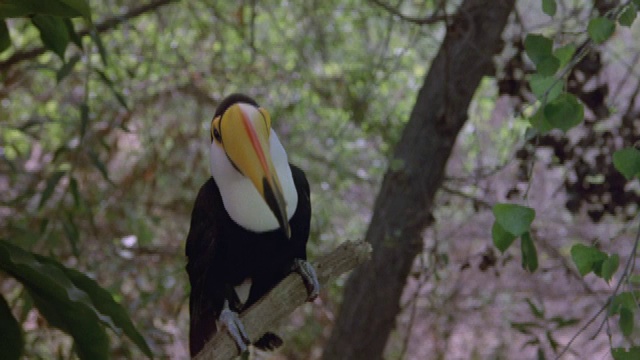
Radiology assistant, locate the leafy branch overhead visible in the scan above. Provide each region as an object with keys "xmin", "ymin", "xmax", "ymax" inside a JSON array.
[
  {"xmin": 491, "ymin": 203, "xmax": 537, "ymax": 272},
  {"xmin": 492, "ymin": 3, "xmax": 640, "ymax": 357},
  {"xmin": 0, "ymin": 240, "xmax": 152, "ymax": 359},
  {"xmin": 0, "ymin": 0, "xmax": 93, "ymax": 61},
  {"xmin": 524, "ymin": 0, "xmax": 640, "ymax": 135},
  {"xmin": 1, "ymin": 0, "xmax": 173, "ymax": 359}
]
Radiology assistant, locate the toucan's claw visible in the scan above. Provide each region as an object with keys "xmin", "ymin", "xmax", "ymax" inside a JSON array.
[
  {"xmin": 293, "ymin": 259, "xmax": 320, "ymax": 301},
  {"xmin": 219, "ymin": 307, "xmax": 251, "ymax": 353}
]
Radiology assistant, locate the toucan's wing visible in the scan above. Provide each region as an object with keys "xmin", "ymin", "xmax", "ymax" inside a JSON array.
[
  {"xmin": 289, "ymin": 164, "xmax": 312, "ymax": 259},
  {"xmin": 185, "ymin": 177, "xmax": 226, "ymax": 357}
]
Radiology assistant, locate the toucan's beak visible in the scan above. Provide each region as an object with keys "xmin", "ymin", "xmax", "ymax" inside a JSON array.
[{"xmin": 220, "ymin": 103, "xmax": 291, "ymax": 238}]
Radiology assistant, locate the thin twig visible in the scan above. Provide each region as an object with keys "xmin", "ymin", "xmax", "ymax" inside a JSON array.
[
  {"xmin": 554, "ymin": 214, "xmax": 640, "ymax": 359},
  {"xmin": 369, "ymin": 0, "xmax": 448, "ymax": 25}
]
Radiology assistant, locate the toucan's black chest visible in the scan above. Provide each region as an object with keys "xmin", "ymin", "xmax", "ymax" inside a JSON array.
[
  {"xmin": 216, "ymin": 208, "xmax": 307, "ymax": 299},
  {"xmin": 186, "ymin": 165, "xmax": 311, "ymax": 310}
]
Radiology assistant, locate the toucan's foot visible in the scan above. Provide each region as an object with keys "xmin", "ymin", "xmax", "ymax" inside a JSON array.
[
  {"xmin": 292, "ymin": 259, "xmax": 320, "ymax": 301},
  {"xmin": 219, "ymin": 307, "xmax": 251, "ymax": 353}
]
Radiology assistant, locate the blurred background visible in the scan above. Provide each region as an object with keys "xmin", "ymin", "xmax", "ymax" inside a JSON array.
[{"xmin": 1, "ymin": 0, "xmax": 639, "ymax": 359}]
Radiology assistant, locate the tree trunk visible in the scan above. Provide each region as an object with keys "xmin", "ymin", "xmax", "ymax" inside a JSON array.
[{"xmin": 322, "ymin": 1, "xmax": 515, "ymax": 359}]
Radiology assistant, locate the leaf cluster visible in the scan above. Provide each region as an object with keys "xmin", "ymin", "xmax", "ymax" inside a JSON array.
[{"xmin": 0, "ymin": 240, "xmax": 152, "ymax": 359}]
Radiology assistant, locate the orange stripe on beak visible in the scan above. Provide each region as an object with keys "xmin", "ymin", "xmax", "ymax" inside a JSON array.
[{"xmin": 240, "ymin": 109, "xmax": 271, "ymax": 179}]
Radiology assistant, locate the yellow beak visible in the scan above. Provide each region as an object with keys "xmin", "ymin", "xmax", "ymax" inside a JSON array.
[{"xmin": 220, "ymin": 103, "xmax": 291, "ymax": 238}]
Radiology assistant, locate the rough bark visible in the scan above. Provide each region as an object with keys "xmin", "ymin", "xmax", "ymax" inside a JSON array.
[
  {"xmin": 193, "ymin": 241, "xmax": 371, "ymax": 360},
  {"xmin": 322, "ymin": 1, "xmax": 515, "ymax": 359}
]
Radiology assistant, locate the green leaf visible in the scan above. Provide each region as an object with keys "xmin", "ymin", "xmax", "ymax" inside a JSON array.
[
  {"xmin": 87, "ymin": 150, "xmax": 113, "ymax": 184},
  {"xmin": 79, "ymin": 103, "xmax": 89, "ymax": 137},
  {"xmin": 629, "ymin": 274, "xmax": 640, "ymax": 285},
  {"xmin": 70, "ymin": 176, "xmax": 82, "ymax": 208},
  {"xmin": 536, "ymin": 56, "xmax": 560, "ymax": 76},
  {"xmin": 521, "ymin": 232, "xmax": 538, "ymax": 272},
  {"xmin": 38, "ymin": 170, "xmax": 66, "ymax": 209},
  {"xmin": 0, "ymin": 0, "xmax": 91, "ymax": 20},
  {"xmin": 545, "ymin": 330, "xmax": 559, "ymax": 352},
  {"xmin": 601, "ymin": 253, "xmax": 619, "ymax": 283},
  {"xmin": 543, "ymin": 93, "xmax": 584, "ymax": 132},
  {"xmin": 0, "ymin": 240, "xmax": 152, "ymax": 359},
  {"xmin": 0, "ymin": 2, "xmax": 30, "ymax": 18},
  {"xmin": 0, "ymin": 240, "xmax": 108, "ymax": 359},
  {"xmin": 492, "ymin": 222, "xmax": 517, "ymax": 252},
  {"xmin": 635, "ymin": 0, "xmax": 640, "ymax": 8},
  {"xmin": 525, "ymin": 34, "xmax": 554, "ymax": 65},
  {"xmin": 31, "ymin": 14, "xmax": 69, "ymax": 60},
  {"xmin": 525, "ymin": 298, "xmax": 544, "ymax": 318},
  {"xmin": 54, "ymin": 0, "xmax": 91, "ymax": 20},
  {"xmin": 610, "ymin": 292, "xmax": 640, "ymax": 315},
  {"xmin": 90, "ymin": 28, "xmax": 108, "ymax": 66},
  {"xmin": 28, "ymin": 289, "xmax": 109, "ymax": 360},
  {"xmin": 619, "ymin": 5, "xmax": 637, "ymax": 27},
  {"xmin": 492, "ymin": 203, "xmax": 536, "ymax": 237},
  {"xmin": 529, "ymin": 108, "xmax": 554, "ymax": 134},
  {"xmin": 529, "ymin": 74, "xmax": 563, "ymax": 101},
  {"xmin": 612, "ymin": 346, "xmax": 640, "ymax": 360},
  {"xmin": 554, "ymin": 44, "xmax": 576, "ymax": 68},
  {"xmin": 0, "ymin": 295, "xmax": 23, "ymax": 360},
  {"xmin": 542, "ymin": 0, "xmax": 557, "ymax": 17},
  {"xmin": 613, "ymin": 147, "xmax": 640, "ymax": 180},
  {"xmin": 0, "ymin": 20, "xmax": 10, "ymax": 53},
  {"xmin": 58, "ymin": 263, "xmax": 153, "ymax": 357},
  {"xmin": 95, "ymin": 70, "xmax": 128, "ymax": 110},
  {"xmin": 570, "ymin": 244, "xmax": 607, "ymax": 276},
  {"xmin": 64, "ymin": 18, "xmax": 83, "ymax": 48},
  {"xmin": 549, "ymin": 316, "xmax": 580, "ymax": 328},
  {"xmin": 588, "ymin": 17, "xmax": 616, "ymax": 44},
  {"xmin": 524, "ymin": 34, "xmax": 559, "ymax": 75},
  {"xmin": 61, "ymin": 214, "xmax": 80, "ymax": 257},
  {"xmin": 619, "ymin": 306, "xmax": 634, "ymax": 336},
  {"xmin": 56, "ymin": 53, "xmax": 81, "ymax": 83},
  {"xmin": 511, "ymin": 321, "xmax": 542, "ymax": 334}
]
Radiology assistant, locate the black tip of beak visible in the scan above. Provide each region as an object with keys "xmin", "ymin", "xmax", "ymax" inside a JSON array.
[{"xmin": 262, "ymin": 177, "xmax": 291, "ymax": 239}]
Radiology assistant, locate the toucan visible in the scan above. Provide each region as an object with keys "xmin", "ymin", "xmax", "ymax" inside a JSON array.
[{"xmin": 185, "ymin": 94, "xmax": 319, "ymax": 357}]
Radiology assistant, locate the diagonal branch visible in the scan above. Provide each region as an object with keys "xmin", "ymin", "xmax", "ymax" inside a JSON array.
[
  {"xmin": 369, "ymin": 0, "xmax": 448, "ymax": 25},
  {"xmin": 193, "ymin": 241, "xmax": 372, "ymax": 360},
  {"xmin": 0, "ymin": 0, "xmax": 177, "ymax": 72}
]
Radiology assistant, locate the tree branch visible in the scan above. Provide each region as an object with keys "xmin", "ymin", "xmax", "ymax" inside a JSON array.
[
  {"xmin": 0, "ymin": 0, "xmax": 177, "ymax": 72},
  {"xmin": 193, "ymin": 241, "xmax": 372, "ymax": 360},
  {"xmin": 369, "ymin": 0, "xmax": 448, "ymax": 25}
]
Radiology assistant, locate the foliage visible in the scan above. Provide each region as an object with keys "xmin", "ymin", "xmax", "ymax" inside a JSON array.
[
  {"xmin": 0, "ymin": 0, "xmax": 150, "ymax": 358},
  {"xmin": 488, "ymin": 0, "xmax": 640, "ymax": 357},
  {"xmin": 613, "ymin": 148, "xmax": 640, "ymax": 180},
  {"xmin": 0, "ymin": 240, "xmax": 152, "ymax": 359},
  {"xmin": 492, "ymin": 203, "xmax": 537, "ymax": 272},
  {"xmin": 1, "ymin": 0, "xmax": 640, "ymax": 358}
]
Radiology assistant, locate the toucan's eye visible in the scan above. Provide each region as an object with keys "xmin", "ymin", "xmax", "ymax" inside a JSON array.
[{"xmin": 211, "ymin": 116, "xmax": 222, "ymax": 143}]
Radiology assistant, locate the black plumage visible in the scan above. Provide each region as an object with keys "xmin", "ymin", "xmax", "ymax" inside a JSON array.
[{"xmin": 185, "ymin": 157, "xmax": 311, "ymax": 356}]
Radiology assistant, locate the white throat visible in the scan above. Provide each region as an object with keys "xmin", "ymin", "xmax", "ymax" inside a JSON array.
[{"xmin": 209, "ymin": 130, "xmax": 298, "ymax": 233}]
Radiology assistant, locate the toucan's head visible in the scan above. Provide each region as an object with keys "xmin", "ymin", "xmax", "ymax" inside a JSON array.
[{"xmin": 209, "ymin": 94, "xmax": 292, "ymax": 238}]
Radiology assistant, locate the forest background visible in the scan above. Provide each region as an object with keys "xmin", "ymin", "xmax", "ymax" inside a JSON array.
[{"xmin": 1, "ymin": 0, "xmax": 640, "ymax": 359}]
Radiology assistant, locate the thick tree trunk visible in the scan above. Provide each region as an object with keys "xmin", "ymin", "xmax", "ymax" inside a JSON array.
[{"xmin": 322, "ymin": 1, "xmax": 515, "ymax": 359}]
